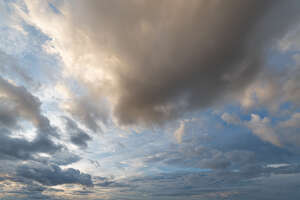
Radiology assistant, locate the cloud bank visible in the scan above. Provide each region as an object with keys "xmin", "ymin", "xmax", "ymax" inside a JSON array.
[{"xmin": 24, "ymin": 0, "xmax": 300, "ymax": 126}]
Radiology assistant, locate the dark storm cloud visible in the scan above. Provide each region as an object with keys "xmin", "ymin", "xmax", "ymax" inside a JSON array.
[
  {"xmin": 16, "ymin": 162, "xmax": 93, "ymax": 186},
  {"xmin": 64, "ymin": 117, "xmax": 91, "ymax": 148},
  {"xmin": 69, "ymin": 0, "xmax": 300, "ymax": 125}
]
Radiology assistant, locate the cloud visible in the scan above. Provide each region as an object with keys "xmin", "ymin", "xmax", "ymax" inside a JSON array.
[
  {"xmin": 279, "ymin": 24, "xmax": 300, "ymax": 52},
  {"xmin": 144, "ymin": 143, "xmax": 256, "ymax": 171},
  {"xmin": 0, "ymin": 76, "xmax": 61, "ymax": 160},
  {"xmin": 174, "ymin": 121, "xmax": 185, "ymax": 144},
  {"xmin": 201, "ymin": 150, "xmax": 255, "ymax": 170},
  {"xmin": 243, "ymin": 113, "xmax": 281, "ymax": 146},
  {"xmin": 221, "ymin": 113, "xmax": 241, "ymax": 125},
  {"xmin": 0, "ymin": 128, "xmax": 59, "ymax": 160},
  {"xmin": 0, "ymin": 99, "xmax": 19, "ymax": 129},
  {"xmin": 62, "ymin": 95, "xmax": 109, "ymax": 133},
  {"xmin": 0, "ymin": 178, "xmax": 65, "ymax": 200},
  {"xmin": 0, "ymin": 50, "xmax": 32, "ymax": 84},
  {"xmin": 220, "ymin": 112, "xmax": 300, "ymax": 148},
  {"xmin": 239, "ymin": 62, "xmax": 300, "ymax": 111},
  {"xmin": 64, "ymin": 117, "xmax": 91, "ymax": 148},
  {"xmin": 0, "ymin": 76, "xmax": 57, "ymax": 136},
  {"xmin": 20, "ymin": 0, "xmax": 300, "ymax": 126},
  {"xmin": 37, "ymin": 150, "xmax": 81, "ymax": 166},
  {"xmin": 55, "ymin": 83, "xmax": 109, "ymax": 132},
  {"xmin": 279, "ymin": 113, "xmax": 300, "ymax": 128},
  {"xmin": 1, "ymin": 1, "xmax": 300, "ymax": 199},
  {"xmin": 16, "ymin": 162, "xmax": 93, "ymax": 186},
  {"xmin": 107, "ymin": 166, "xmax": 300, "ymax": 200}
]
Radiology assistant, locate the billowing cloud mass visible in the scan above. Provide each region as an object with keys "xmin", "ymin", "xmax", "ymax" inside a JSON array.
[
  {"xmin": 16, "ymin": 162, "xmax": 93, "ymax": 186},
  {"xmin": 1, "ymin": 0, "xmax": 300, "ymax": 199},
  {"xmin": 25, "ymin": 0, "xmax": 299, "ymax": 126},
  {"xmin": 0, "ymin": 76, "xmax": 60, "ymax": 160},
  {"xmin": 0, "ymin": 53, "xmax": 92, "ymax": 190}
]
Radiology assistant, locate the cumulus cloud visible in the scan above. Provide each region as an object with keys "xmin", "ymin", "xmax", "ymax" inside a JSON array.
[
  {"xmin": 1, "ymin": 1, "xmax": 300, "ymax": 199},
  {"xmin": 0, "ymin": 128, "xmax": 60, "ymax": 161},
  {"xmin": 16, "ymin": 162, "xmax": 93, "ymax": 186},
  {"xmin": 220, "ymin": 112, "xmax": 300, "ymax": 148},
  {"xmin": 239, "ymin": 62, "xmax": 300, "ymax": 111},
  {"xmin": 220, "ymin": 112, "xmax": 281, "ymax": 147},
  {"xmin": 245, "ymin": 114, "xmax": 281, "ymax": 146},
  {"xmin": 20, "ymin": 0, "xmax": 300, "ymax": 126}
]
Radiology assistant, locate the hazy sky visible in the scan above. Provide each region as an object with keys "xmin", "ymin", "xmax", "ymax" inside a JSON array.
[{"xmin": 1, "ymin": 0, "xmax": 300, "ymax": 199}]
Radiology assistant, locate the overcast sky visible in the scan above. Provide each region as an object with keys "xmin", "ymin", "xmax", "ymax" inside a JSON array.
[{"xmin": 1, "ymin": 0, "xmax": 300, "ymax": 199}]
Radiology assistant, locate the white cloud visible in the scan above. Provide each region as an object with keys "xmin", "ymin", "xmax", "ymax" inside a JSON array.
[
  {"xmin": 174, "ymin": 121, "xmax": 185, "ymax": 144},
  {"xmin": 279, "ymin": 113, "xmax": 300, "ymax": 128},
  {"xmin": 221, "ymin": 113, "xmax": 241, "ymax": 125},
  {"xmin": 245, "ymin": 114, "xmax": 281, "ymax": 146},
  {"xmin": 220, "ymin": 112, "xmax": 284, "ymax": 147}
]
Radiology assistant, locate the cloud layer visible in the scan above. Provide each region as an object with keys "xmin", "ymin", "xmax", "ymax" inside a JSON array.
[
  {"xmin": 1, "ymin": 1, "xmax": 300, "ymax": 199},
  {"xmin": 50, "ymin": 0, "xmax": 299, "ymax": 126}
]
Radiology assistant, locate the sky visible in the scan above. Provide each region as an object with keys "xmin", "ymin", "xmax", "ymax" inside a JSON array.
[{"xmin": 0, "ymin": 0, "xmax": 300, "ymax": 199}]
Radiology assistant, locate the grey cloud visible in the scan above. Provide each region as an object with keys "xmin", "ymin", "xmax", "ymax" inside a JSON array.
[
  {"xmin": 64, "ymin": 117, "xmax": 92, "ymax": 148},
  {"xmin": 104, "ymin": 169, "xmax": 300, "ymax": 200},
  {"xmin": 220, "ymin": 111, "xmax": 300, "ymax": 149},
  {"xmin": 200, "ymin": 150, "xmax": 255, "ymax": 170},
  {"xmin": 0, "ymin": 99, "xmax": 19, "ymax": 129},
  {"xmin": 94, "ymin": 176, "xmax": 120, "ymax": 187},
  {"xmin": 49, "ymin": 151, "xmax": 81, "ymax": 166},
  {"xmin": 0, "ymin": 76, "xmax": 62, "ymax": 161},
  {"xmin": 3, "ymin": 184, "xmax": 63, "ymax": 200},
  {"xmin": 72, "ymin": 189, "xmax": 94, "ymax": 195},
  {"xmin": 0, "ymin": 128, "xmax": 59, "ymax": 160},
  {"xmin": 89, "ymin": 159, "xmax": 101, "ymax": 168},
  {"xmin": 0, "ymin": 76, "xmax": 41, "ymax": 124},
  {"xmin": 0, "ymin": 74, "xmax": 89, "ymax": 197},
  {"xmin": 16, "ymin": 162, "xmax": 93, "ymax": 186},
  {"xmin": 36, "ymin": 150, "xmax": 81, "ymax": 166},
  {"xmin": 65, "ymin": 96, "xmax": 109, "ymax": 133},
  {"xmin": 66, "ymin": 0, "xmax": 300, "ymax": 126},
  {"xmin": 0, "ymin": 76, "xmax": 57, "ymax": 137},
  {"xmin": 240, "ymin": 61, "xmax": 300, "ymax": 111},
  {"xmin": 144, "ymin": 144, "xmax": 255, "ymax": 171},
  {"xmin": 117, "ymin": 164, "xmax": 300, "ymax": 199}
]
